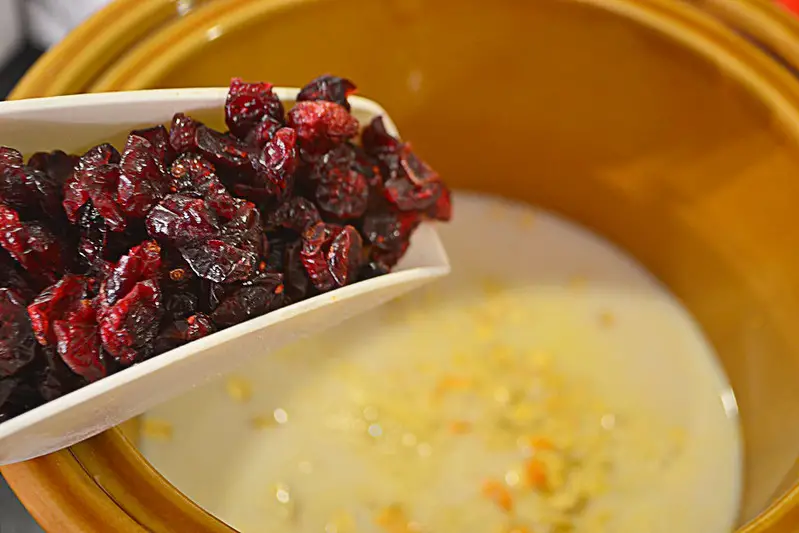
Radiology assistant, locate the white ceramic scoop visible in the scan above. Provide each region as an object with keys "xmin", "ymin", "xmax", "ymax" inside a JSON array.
[{"xmin": 0, "ymin": 89, "xmax": 450, "ymax": 465}]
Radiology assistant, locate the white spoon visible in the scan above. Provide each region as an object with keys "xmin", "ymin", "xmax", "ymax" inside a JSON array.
[{"xmin": 0, "ymin": 88, "xmax": 450, "ymax": 465}]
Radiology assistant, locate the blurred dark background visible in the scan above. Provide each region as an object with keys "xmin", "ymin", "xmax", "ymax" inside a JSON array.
[
  {"xmin": 0, "ymin": 44, "xmax": 46, "ymax": 533},
  {"xmin": 0, "ymin": 4, "xmax": 45, "ymax": 531},
  {"xmin": 0, "ymin": 44, "xmax": 44, "ymax": 100}
]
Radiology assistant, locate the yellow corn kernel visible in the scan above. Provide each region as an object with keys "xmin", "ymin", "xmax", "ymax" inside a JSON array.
[
  {"xmin": 141, "ymin": 418, "xmax": 173, "ymax": 441},
  {"xmin": 225, "ymin": 376, "xmax": 252, "ymax": 403}
]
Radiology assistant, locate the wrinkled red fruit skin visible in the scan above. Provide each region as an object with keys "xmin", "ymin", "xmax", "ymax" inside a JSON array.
[
  {"xmin": 130, "ymin": 125, "xmax": 173, "ymax": 172},
  {"xmin": 37, "ymin": 347, "xmax": 88, "ymax": 401},
  {"xmin": 297, "ymin": 75, "xmax": 357, "ymax": 111},
  {"xmin": 27, "ymin": 275, "xmax": 88, "ymax": 346},
  {"xmin": 244, "ymin": 117, "xmax": 283, "ymax": 150},
  {"xmin": 315, "ymin": 166, "xmax": 369, "ymax": 220},
  {"xmin": 239, "ymin": 127, "xmax": 298, "ymax": 201},
  {"xmin": 77, "ymin": 201, "xmax": 108, "ymax": 268},
  {"xmin": 287, "ymin": 101, "xmax": 359, "ymax": 156},
  {"xmin": 362, "ymin": 208, "xmax": 420, "ymax": 268},
  {"xmin": 0, "ymin": 164, "xmax": 64, "ymax": 221},
  {"xmin": 0, "ymin": 147, "xmax": 24, "ymax": 169},
  {"xmin": 225, "ymin": 78, "xmax": 285, "ymax": 139},
  {"xmin": 383, "ymin": 149, "xmax": 444, "ymax": 212},
  {"xmin": 100, "ymin": 279, "xmax": 163, "ymax": 364},
  {"xmin": 117, "ymin": 134, "xmax": 171, "ymax": 218},
  {"xmin": 300, "ymin": 222, "xmax": 362, "ymax": 292},
  {"xmin": 362, "ymin": 117, "xmax": 452, "ymax": 221},
  {"xmin": 0, "ymin": 76, "xmax": 452, "ymax": 424},
  {"xmin": 181, "ymin": 239, "xmax": 258, "ymax": 284},
  {"xmin": 146, "ymin": 194, "xmax": 220, "ymax": 248},
  {"xmin": 283, "ymin": 241, "xmax": 311, "ymax": 303},
  {"xmin": 0, "ymin": 205, "xmax": 65, "ymax": 284},
  {"xmin": 63, "ymin": 145, "xmax": 127, "ymax": 231},
  {"xmin": 155, "ymin": 313, "xmax": 215, "ymax": 354},
  {"xmin": 328, "ymin": 226, "xmax": 363, "ymax": 286},
  {"xmin": 170, "ymin": 153, "xmax": 224, "ymax": 196},
  {"xmin": 53, "ymin": 299, "xmax": 105, "ymax": 382},
  {"xmin": 27, "ymin": 150, "xmax": 80, "ymax": 185},
  {"xmin": 0, "ymin": 289, "xmax": 37, "ymax": 377},
  {"xmin": 169, "ymin": 113, "xmax": 201, "ymax": 153},
  {"xmin": 98, "ymin": 240, "xmax": 162, "ymax": 314},
  {"xmin": 211, "ymin": 273, "xmax": 285, "ymax": 328},
  {"xmin": 196, "ymin": 126, "xmax": 252, "ymax": 170},
  {"xmin": 267, "ymin": 196, "xmax": 321, "ymax": 234}
]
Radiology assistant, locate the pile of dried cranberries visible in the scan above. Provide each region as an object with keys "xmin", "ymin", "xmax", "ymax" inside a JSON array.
[{"xmin": 0, "ymin": 76, "xmax": 451, "ymax": 423}]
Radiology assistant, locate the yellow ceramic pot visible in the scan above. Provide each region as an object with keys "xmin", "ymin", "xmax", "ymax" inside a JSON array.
[{"xmin": 8, "ymin": 0, "xmax": 799, "ymax": 532}]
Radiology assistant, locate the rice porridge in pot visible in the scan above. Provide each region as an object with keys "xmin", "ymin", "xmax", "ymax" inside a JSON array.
[{"xmin": 139, "ymin": 192, "xmax": 742, "ymax": 533}]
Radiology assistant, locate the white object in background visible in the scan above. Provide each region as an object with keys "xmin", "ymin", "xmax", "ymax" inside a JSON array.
[
  {"xmin": 0, "ymin": 88, "xmax": 451, "ymax": 465},
  {"xmin": 0, "ymin": 0, "xmax": 21, "ymax": 68},
  {"xmin": 26, "ymin": 0, "xmax": 113, "ymax": 49}
]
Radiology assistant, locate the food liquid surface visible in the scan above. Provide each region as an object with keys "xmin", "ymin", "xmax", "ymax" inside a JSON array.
[{"xmin": 140, "ymin": 192, "xmax": 742, "ymax": 533}]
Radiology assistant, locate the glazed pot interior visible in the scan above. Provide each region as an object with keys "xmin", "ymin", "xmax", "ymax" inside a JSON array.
[{"xmin": 9, "ymin": 0, "xmax": 799, "ymax": 531}]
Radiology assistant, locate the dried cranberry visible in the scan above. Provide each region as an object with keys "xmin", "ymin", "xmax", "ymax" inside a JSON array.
[
  {"xmin": 221, "ymin": 200, "xmax": 266, "ymax": 256},
  {"xmin": 283, "ymin": 241, "xmax": 311, "ymax": 302},
  {"xmin": 211, "ymin": 273, "xmax": 285, "ymax": 328},
  {"xmin": 155, "ymin": 313, "xmax": 215, "ymax": 354},
  {"xmin": 37, "ymin": 347, "xmax": 87, "ymax": 401},
  {"xmin": 353, "ymin": 144, "xmax": 382, "ymax": 189},
  {"xmin": 99, "ymin": 278, "xmax": 162, "ymax": 364},
  {"xmin": 64, "ymin": 148, "xmax": 126, "ymax": 231},
  {"xmin": 0, "ymin": 147, "xmax": 23, "ymax": 169},
  {"xmin": 358, "ymin": 261, "xmax": 390, "ymax": 281},
  {"xmin": 315, "ymin": 167, "xmax": 369, "ymax": 220},
  {"xmin": 0, "ymin": 165, "xmax": 63, "ymax": 221},
  {"xmin": 77, "ymin": 202, "xmax": 108, "ymax": 269},
  {"xmin": 53, "ymin": 299, "xmax": 105, "ymax": 382},
  {"xmin": 0, "ymin": 249, "xmax": 32, "ymax": 299},
  {"xmin": 199, "ymin": 280, "xmax": 228, "ymax": 313},
  {"xmin": 287, "ymin": 101, "xmax": 359, "ymax": 157},
  {"xmin": 79, "ymin": 144, "xmax": 121, "ymax": 168},
  {"xmin": 0, "ymin": 289, "xmax": 37, "ymax": 377},
  {"xmin": 196, "ymin": 126, "xmax": 253, "ymax": 171},
  {"xmin": 117, "ymin": 134, "xmax": 171, "ymax": 218},
  {"xmin": 28, "ymin": 275, "xmax": 89, "ymax": 346},
  {"xmin": 165, "ymin": 292, "xmax": 199, "ymax": 320},
  {"xmin": 244, "ymin": 117, "xmax": 283, "ymax": 150},
  {"xmin": 225, "ymin": 78, "xmax": 285, "ymax": 139},
  {"xmin": 300, "ymin": 222, "xmax": 361, "ymax": 292},
  {"xmin": 238, "ymin": 127, "xmax": 298, "ymax": 202},
  {"xmin": 297, "ymin": 75, "xmax": 357, "ymax": 111},
  {"xmin": 130, "ymin": 125, "xmax": 173, "ymax": 171},
  {"xmin": 28, "ymin": 151, "xmax": 80, "ymax": 185},
  {"xmin": 328, "ymin": 226, "xmax": 362, "ymax": 287},
  {"xmin": 425, "ymin": 185, "xmax": 452, "ymax": 222},
  {"xmin": 0, "ymin": 205, "xmax": 65, "ymax": 284},
  {"xmin": 169, "ymin": 113, "xmax": 201, "ymax": 153},
  {"xmin": 205, "ymin": 190, "xmax": 244, "ymax": 220},
  {"xmin": 383, "ymin": 149, "xmax": 444, "ymax": 212},
  {"xmin": 169, "ymin": 153, "xmax": 225, "ymax": 196},
  {"xmin": 98, "ymin": 240, "xmax": 162, "ymax": 313},
  {"xmin": 362, "ymin": 116, "xmax": 402, "ymax": 178},
  {"xmin": 181, "ymin": 239, "xmax": 258, "ymax": 284},
  {"xmin": 146, "ymin": 194, "xmax": 219, "ymax": 247},
  {"xmin": 0, "ymin": 75, "xmax": 453, "ymax": 423},
  {"xmin": 267, "ymin": 196, "xmax": 321, "ymax": 234},
  {"xmin": 362, "ymin": 208, "xmax": 420, "ymax": 257}
]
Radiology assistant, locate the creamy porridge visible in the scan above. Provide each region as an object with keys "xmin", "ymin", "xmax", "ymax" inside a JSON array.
[{"xmin": 139, "ymin": 193, "xmax": 742, "ymax": 533}]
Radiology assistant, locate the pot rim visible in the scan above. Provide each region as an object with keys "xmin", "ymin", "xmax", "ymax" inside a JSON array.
[{"xmin": 7, "ymin": 0, "xmax": 799, "ymax": 532}]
